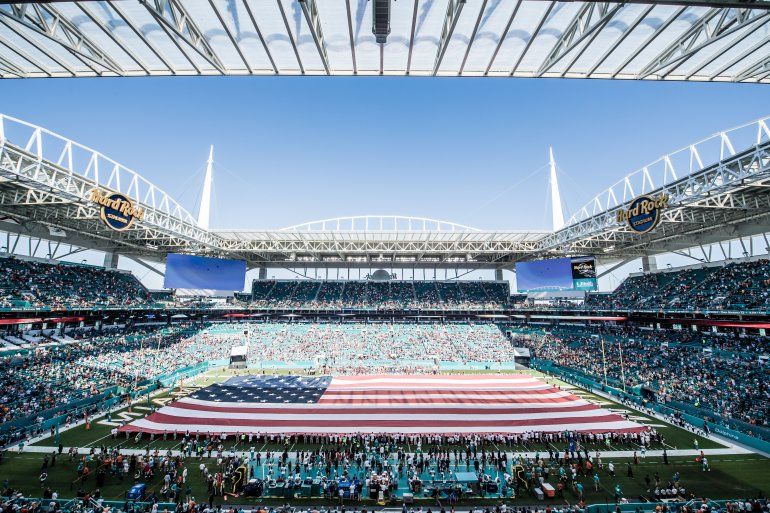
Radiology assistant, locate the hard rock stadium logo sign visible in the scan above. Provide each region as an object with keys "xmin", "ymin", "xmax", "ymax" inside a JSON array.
[
  {"xmin": 89, "ymin": 189, "xmax": 145, "ymax": 231},
  {"xmin": 616, "ymin": 193, "xmax": 669, "ymax": 234}
]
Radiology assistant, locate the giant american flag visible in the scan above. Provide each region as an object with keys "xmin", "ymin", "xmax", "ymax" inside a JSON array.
[{"xmin": 121, "ymin": 374, "xmax": 645, "ymax": 435}]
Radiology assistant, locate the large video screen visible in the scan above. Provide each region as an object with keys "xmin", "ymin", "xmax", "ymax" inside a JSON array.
[
  {"xmin": 570, "ymin": 256, "xmax": 598, "ymax": 291},
  {"xmin": 516, "ymin": 257, "xmax": 573, "ymax": 292},
  {"xmin": 164, "ymin": 254, "xmax": 246, "ymax": 292},
  {"xmin": 516, "ymin": 256, "xmax": 597, "ymax": 292}
]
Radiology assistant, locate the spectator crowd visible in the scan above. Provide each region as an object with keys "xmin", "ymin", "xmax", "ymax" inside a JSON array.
[
  {"xmin": 0, "ymin": 322, "xmax": 514, "ymax": 428},
  {"xmin": 582, "ymin": 260, "xmax": 770, "ymax": 312},
  {"xmin": 249, "ymin": 280, "xmax": 509, "ymax": 311},
  {"xmin": 0, "ymin": 258, "xmax": 153, "ymax": 310},
  {"xmin": 517, "ymin": 326, "xmax": 769, "ymax": 431}
]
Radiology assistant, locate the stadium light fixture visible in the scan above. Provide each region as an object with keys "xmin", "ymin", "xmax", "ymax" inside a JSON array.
[{"xmin": 372, "ymin": 0, "xmax": 391, "ymax": 43}]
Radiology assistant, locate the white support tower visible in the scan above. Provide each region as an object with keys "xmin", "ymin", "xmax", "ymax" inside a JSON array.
[
  {"xmin": 549, "ymin": 147, "xmax": 565, "ymax": 232},
  {"xmin": 198, "ymin": 145, "xmax": 214, "ymax": 230}
]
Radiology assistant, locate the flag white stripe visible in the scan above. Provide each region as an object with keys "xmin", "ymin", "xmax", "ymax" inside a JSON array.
[
  {"xmin": 320, "ymin": 392, "xmax": 573, "ymax": 400},
  {"xmin": 331, "ymin": 375, "xmax": 538, "ymax": 382},
  {"xmin": 329, "ymin": 378, "xmax": 542, "ymax": 387},
  {"xmin": 155, "ymin": 406, "xmax": 612, "ymax": 422},
  {"xmin": 326, "ymin": 384, "xmax": 554, "ymax": 391},
  {"xmin": 177, "ymin": 397, "xmax": 591, "ymax": 409}
]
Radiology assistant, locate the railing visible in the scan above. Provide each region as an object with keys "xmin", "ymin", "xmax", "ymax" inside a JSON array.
[
  {"xmin": 532, "ymin": 358, "xmax": 770, "ymax": 453},
  {"xmin": 659, "ymin": 401, "xmax": 770, "ymax": 444},
  {"xmin": 0, "ymin": 386, "xmax": 120, "ymax": 436},
  {"xmin": 5, "ymin": 498, "xmax": 176, "ymax": 513},
  {"xmin": 0, "ymin": 361, "xmax": 210, "ymax": 448},
  {"xmin": 586, "ymin": 499, "xmax": 736, "ymax": 513}
]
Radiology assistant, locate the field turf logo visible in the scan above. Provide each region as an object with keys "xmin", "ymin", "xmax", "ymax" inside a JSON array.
[
  {"xmin": 617, "ymin": 194, "xmax": 669, "ymax": 234},
  {"xmin": 90, "ymin": 189, "xmax": 145, "ymax": 231}
]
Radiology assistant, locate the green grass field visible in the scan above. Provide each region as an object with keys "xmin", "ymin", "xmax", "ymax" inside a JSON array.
[
  {"xmin": 8, "ymin": 367, "xmax": 765, "ymax": 507},
  {"xmin": 3, "ymin": 452, "xmax": 767, "ymax": 507}
]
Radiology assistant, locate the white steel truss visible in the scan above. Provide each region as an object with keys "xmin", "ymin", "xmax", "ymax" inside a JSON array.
[
  {"xmin": 0, "ymin": 0, "xmax": 769, "ymax": 82},
  {"xmin": 278, "ymin": 216, "xmax": 482, "ymax": 232},
  {"xmin": 542, "ymin": 117, "xmax": 770, "ymax": 257},
  {"xmin": 566, "ymin": 116, "xmax": 770, "ymax": 224},
  {"xmin": 0, "ymin": 114, "xmax": 217, "ymax": 256},
  {"xmin": 1, "ymin": 113, "xmax": 770, "ymax": 268}
]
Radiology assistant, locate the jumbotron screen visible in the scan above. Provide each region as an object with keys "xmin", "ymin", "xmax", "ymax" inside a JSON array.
[
  {"xmin": 164, "ymin": 253, "xmax": 247, "ymax": 293},
  {"xmin": 515, "ymin": 256, "xmax": 597, "ymax": 292}
]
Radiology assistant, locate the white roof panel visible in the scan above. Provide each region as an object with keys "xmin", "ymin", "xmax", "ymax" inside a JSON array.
[{"xmin": 0, "ymin": 0, "xmax": 767, "ymax": 81}]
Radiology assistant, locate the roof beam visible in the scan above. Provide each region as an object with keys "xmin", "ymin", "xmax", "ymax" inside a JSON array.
[
  {"xmin": 275, "ymin": 0, "xmax": 303, "ymax": 74},
  {"xmin": 123, "ymin": 254, "xmax": 165, "ymax": 277},
  {"xmin": 586, "ymin": 4, "xmax": 656, "ymax": 76},
  {"xmin": 537, "ymin": 2, "xmax": 622, "ymax": 77},
  {"xmin": 511, "ymin": 2, "xmax": 555, "ymax": 75},
  {"xmin": 597, "ymin": 257, "xmax": 636, "ymax": 278},
  {"xmin": 3, "ymin": 0, "xmax": 770, "ymax": 7},
  {"xmin": 298, "ymin": 0, "xmax": 331, "ymax": 74},
  {"xmin": 75, "ymin": 2, "xmax": 151, "ymax": 74},
  {"xmin": 638, "ymin": 8, "xmax": 769, "ymax": 79},
  {"xmin": 240, "ymin": 0, "xmax": 277, "ymax": 74},
  {"xmin": 684, "ymin": 15, "xmax": 770, "ymax": 78},
  {"xmin": 206, "ymin": 0, "xmax": 252, "ymax": 73},
  {"xmin": 611, "ymin": 5, "xmax": 687, "ymax": 77},
  {"xmin": 344, "ymin": 0, "xmax": 357, "ymax": 74},
  {"xmin": 139, "ymin": 0, "xmax": 226, "ymax": 74},
  {"xmin": 732, "ymin": 51, "xmax": 770, "ymax": 80},
  {"xmin": 0, "ymin": 51, "xmax": 25, "ymax": 77},
  {"xmin": 0, "ymin": 3, "xmax": 123, "ymax": 75},
  {"xmin": 458, "ymin": 0, "xmax": 488, "ymax": 75},
  {"xmin": 756, "ymin": 65, "xmax": 770, "ymax": 80},
  {"xmin": 489, "ymin": 0, "xmax": 770, "ymax": 8},
  {"xmin": 107, "ymin": 0, "xmax": 175, "ymax": 74},
  {"xmin": 706, "ymin": 33, "xmax": 770, "ymax": 78},
  {"xmin": 484, "ymin": 0, "xmax": 523, "ymax": 75},
  {"xmin": 406, "ymin": 0, "xmax": 418, "ymax": 74},
  {"xmin": 0, "ymin": 32, "xmax": 50, "ymax": 76},
  {"xmin": 433, "ymin": 0, "xmax": 466, "ymax": 76},
  {"xmin": 0, "ymin": 12, "xmax": 77, "ymax": 75}
]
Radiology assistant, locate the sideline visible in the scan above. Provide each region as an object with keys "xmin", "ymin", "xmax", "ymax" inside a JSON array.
[
  {"xmin": 567, "ymin": 378, "xmax": 769, "ymax": 458},
  {"xmin": 10, "ymin": 445, "xmax": 753, "ymax": 458}
]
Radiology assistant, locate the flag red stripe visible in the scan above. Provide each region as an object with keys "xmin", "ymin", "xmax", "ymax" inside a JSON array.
[
  {"xmin": 321, "ymin": 388, "xmax": 562, "ymax": 396},
  {"xmin": 139, "ymin": 412, "xmax": 630, "ymax": 428},
  {"xmin": 121, "ymin": 425, "xmax": 645, "ymax": 435},
  {"xmin": 317, "ymin": 396, "xmax": 578, "ymax": 405}
]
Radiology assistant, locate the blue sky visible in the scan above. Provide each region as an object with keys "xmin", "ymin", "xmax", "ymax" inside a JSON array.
[{"xmin": 2, "ymin": 76, "xmax": 769, "ymax": 288}]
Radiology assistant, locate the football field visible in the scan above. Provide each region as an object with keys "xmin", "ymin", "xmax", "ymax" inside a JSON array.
[{"xmin": 4, "ymin": 368, "xmax": 766, "ymax": 507}]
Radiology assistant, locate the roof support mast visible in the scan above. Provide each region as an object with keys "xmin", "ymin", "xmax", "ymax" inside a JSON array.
[
  {"xmin": 198, "ymin": 145, "xmax": 213, "ymax": 230},
  {"xmin": 549, "ymin": 147, "xmax": 565, "ymax": 232}
]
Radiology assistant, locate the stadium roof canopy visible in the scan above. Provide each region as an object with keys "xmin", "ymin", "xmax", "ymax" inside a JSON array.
[
  {"xmin": 0, "ymin": 112, "xmax": 769, "ymax": 270},
  {"xmin": 1, "ymin": 0, "xmax": 770, "ymax": 82}
]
